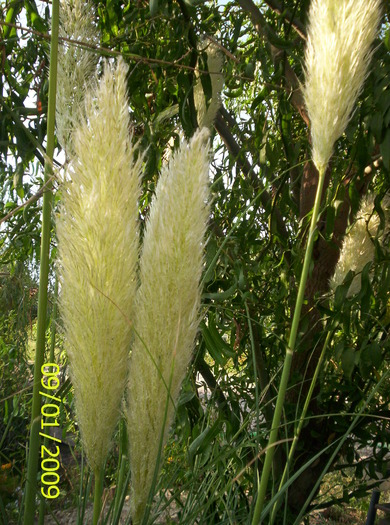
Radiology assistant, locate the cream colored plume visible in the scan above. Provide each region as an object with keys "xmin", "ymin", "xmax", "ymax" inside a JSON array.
[
  {"xmin": 194, "ymin": 41, "xmax": 224, "ymax": 130},
  {"xmin": 303, "ymin": 0, "xmax": 381, "ymax": 172},
  {"xmin": 127, "ymin": 128, "xmax": 210, "ymax": 524},
  {"xmin": 56, "ymin": 0, "xmax": 100, "ymax": 155},
  {"xmin": 57, "ymin": 58, "xmax": 142, "ymax": 472},
  {"xmin": 330, "ymin": 195, "xmax": 390, "ymax": 296}
]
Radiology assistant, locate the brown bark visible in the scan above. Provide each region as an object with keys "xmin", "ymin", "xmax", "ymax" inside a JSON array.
[
  {"xmin": 215, "ymin": 109, "xmax": 291, "ymax": 255},
  {"xmin": 290, "ymin": 160, "xmax": 373, "ymax": 386}
]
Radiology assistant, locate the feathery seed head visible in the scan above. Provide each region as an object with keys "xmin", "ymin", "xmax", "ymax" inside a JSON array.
[
  {"xmin": 57, "ymin": 58, "xmax": 142, "ymax": 471},
  {"xmin": 194, "ymin": 42, "xmax": 224, "ymax": 130},
  {"xmin": 127, "ymin": 128, "xmax": 210, "ymax": 524},
  {"xmin": 56, "ymin": 0, "xmax": 100, "ymax": 156},
  {"xmin": 303, "ymin": 0, "xmax": 381, "ymax": 172},
  {"xmin": 330, "ymin": 195, "xmax": 390, "ymax": 297}
]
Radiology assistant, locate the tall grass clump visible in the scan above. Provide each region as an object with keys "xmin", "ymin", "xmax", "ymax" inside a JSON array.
[
  {"xmin": 272, "ymin": 193, "xmax": 388, "ymax": 521},
  {"xmin": 252, "ymin": 1, "xmax": 382, "ymax": 522},
  {"xmin": 57, "ymin": 58, "xmax": 142, "ymax": 523},
  {"xmin": 127, "ymin": 127, "xmax": 210, "ymax": 525},
  {"xmin": 22, "ymin": 1, "xmax": 60, "ymax": 523}
]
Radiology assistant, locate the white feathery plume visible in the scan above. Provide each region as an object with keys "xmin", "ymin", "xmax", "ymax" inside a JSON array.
[
  {"xmin": 330, "ymin": 195, "xmax": 390, "ymax": 296},
  {"xmin": 194, "ymin": 41, "xmax": 224, "ymax": 130},
  {"xmin": 56, "ymin": 0, "xmax": 100, "ymax": 156},
  {"xmin": 303, "ymin": 0, "xmax": 382, "ymax": 172},
  {"xmin": 57, "ymin": 58, "xmax": 142, "ymax": 471},
  {"xmin": 127, "ymin": 128, "xmax": 210, "ymax": 524}
]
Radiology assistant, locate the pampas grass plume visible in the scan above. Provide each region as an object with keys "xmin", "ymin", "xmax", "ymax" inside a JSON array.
[
  {"xmin": 57, "ymin": 58, "xmax": 142, "ymax": 471},
  {"xmin": 330, "ymin": 195, "xmax": 390, "ymax": 296},
  {"xmin": 127, "ymin": 128, "xmax": 210, "ymax": 524},
  {"xmin": 194, "ymin": 42, "xmax": 224, "ymax": 130},
  {"xmin": 303, "ymin": 0, "xmax": 381, "ymax": 172},
  {"xmin": 56, "ymin": 0, "xmax": 99, "ymax": 155}
]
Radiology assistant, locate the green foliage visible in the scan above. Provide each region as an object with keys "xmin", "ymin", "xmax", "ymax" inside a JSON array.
[
  {"xmin": 0, "ymin": 263, "xmax": 37, "ymax": 513},
  {"xmin": 1, "ymin": 0, "xmax": 390, "ymax": 523}
]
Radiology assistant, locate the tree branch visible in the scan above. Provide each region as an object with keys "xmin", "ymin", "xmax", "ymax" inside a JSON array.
[
  {"xmin": 0, "ymin": 177, "xmax": 54, "ymax": 225},
  {"xmin": 236, "ymin": 0, "xmax": 284, "ymax": 45},
  {"xmin": 215, "ymin": 109, "xmax": 291, "ymax": 254},
  {"xmin": 263, "ymin": 0, "xmax": 306, "ymax": 40},
  {"xmin": 251, "ymin": 320, "xmax": 274, "ymax": 427},
  {"xmin": 236, "ymin": 0, "xmax": 309, "ymax": 126}
]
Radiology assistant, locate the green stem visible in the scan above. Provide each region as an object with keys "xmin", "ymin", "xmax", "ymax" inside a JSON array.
[
  {"xmin": 113, "ymin": 454, "xmax": 128, "ymax": 525},
  {"xmin": 270, "ymin": 330, "xmax": 332, "ymax": 524},
  {"xmin": 251, "ymin": 167, "xmax": 326, "ymax": 525},
  {"xmin": 93, "ymin": 467, "xmax": 104, "ymax": 525},
  {"xmin": 38, "ymin": 279, "xmax": 59, "ymax": 525},
  {"xmin": 22, "ymin": 2, "xmax": 59, "ymax": 524},
  {"xmin": 245, "ymin": 301, "xmax": 261, "ymax": 481},
  {"xmin": 113, "ymin": 419, "xmax": 128, "ymax": 520}
]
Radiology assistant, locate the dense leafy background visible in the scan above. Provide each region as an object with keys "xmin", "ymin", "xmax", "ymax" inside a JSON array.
[{"xmin": 1, "ymin": 0, "xmax": 390, "ymax": 522}]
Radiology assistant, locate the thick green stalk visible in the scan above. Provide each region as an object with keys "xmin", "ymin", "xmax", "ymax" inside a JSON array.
[
  {"xmin": 93, "ymin": 467, "xmax": 103, "ymax": 525},
  {"xmin": 22, "ymin": 2, "xmax": 59, "ymax": 524},
  {"xmin": 251, "ymin": 167, "xmax": 326, "ymax": 525},
  {"xmin": 113, "ymin": 454, "xmax": 127, "ymax": 524},
  {"xmin": 38, "ymin": 279, "xmax": 59, "ymax": 525},
  {"xmin": 113, "ymin": 419, "xmax": 128, "ymax": 520},
  {"xmin": 270, "ymin": 330, "xmax": 332, "ymax": 524}
]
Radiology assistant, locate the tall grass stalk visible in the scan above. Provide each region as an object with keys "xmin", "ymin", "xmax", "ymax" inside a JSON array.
[
  {"xmin": 38, "ymin": 279, "xmax": 59, "ymax": 525},
  {"xmin": 259, "ymin": 438, "xmax": 341, "ymax": 522},
  {"xmin": 112, "ymin": 419, "xmax": 129, "ymax": 521},
  {"xmin": 270, "ymin": 330, "xmax": 332, "ymax": 524},
  {"xmin": 23, "ymin": 1, "xmax": 59, "ymax": 523},
  {"xmin": 252, "ymin": 1, "xmax": 381, "ymax": 521},
  {"xmin": 251, "ymin": 166, "xmax": 327, "ymax": 524},
  {"xmin": 92, "ymin": 467, "xmax": 103, "ymax": 525},
  {"xmin": 244, "ymin": 301, "xmax": 261, "ymax": 477},
  {"xmin": 77, "ymin": 457, "xmax": 92, "ymax": 525}
]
